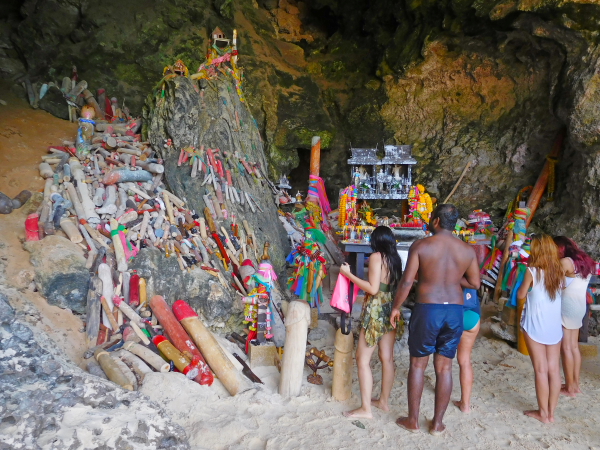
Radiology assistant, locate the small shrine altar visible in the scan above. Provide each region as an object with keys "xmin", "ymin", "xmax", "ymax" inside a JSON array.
[{"xmin": 348, "ymin": 145, "xmax": 417, "ymax": 200}]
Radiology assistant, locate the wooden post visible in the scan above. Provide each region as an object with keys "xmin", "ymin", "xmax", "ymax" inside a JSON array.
[
  {"xmin": 95, "ymin": 349, "xmax": 134, "ymax": 390},
  {"xmin": 492, "ymin": 230, "xmax": 513, "ymax": 305},
  {"xmin": 279, "ymin": 300, "xmax": 311, "ymax": 397},
  {"xmin": 98, "ymin": 263, "xmax": 115, "ymax": 329},
  {"xmin": 173, "ymin": 300, "xmax": 251, "ymax": 396},
  {"xmin": 150, "ymin": 295, "xmax": 213, "ymax": 386},
  {"xmin": 85, "ymin": 277, "xmax": 102, "ymax": 348},
  {"xmin": 123, "ymin": 341, "xmax": 170, "ymax": 373},
  {"xmin": 525, "ymin": 129, "xmax": 565, "ymax": 227},
  {"xmin": 332, "ymin": 328, "xmax": 354, "ymax": 401},
  {"xmin": 517, "ymin": 296, "xmax": 529, "ymax": 355},
  {"xmin": 309, "ymin": 136, "xmax": 321, "ymax": 177}
]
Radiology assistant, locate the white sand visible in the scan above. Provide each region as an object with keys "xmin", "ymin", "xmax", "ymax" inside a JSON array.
[{"xmin": 141, "ymin": 320, "xmax": 600, "ymax": 450}]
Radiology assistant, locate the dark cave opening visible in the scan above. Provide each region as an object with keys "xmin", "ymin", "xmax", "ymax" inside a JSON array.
[{"xmin": 287, "ymin": 149, "xmax": 311, "ymax": 199}]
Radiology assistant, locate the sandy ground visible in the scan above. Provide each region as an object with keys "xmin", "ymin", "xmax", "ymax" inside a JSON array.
[
  {"xmin": 1, "ymin": 83, "xmax": 600, "ymax": 450},
  {"xmin": 140, "ymin": 319, "xmax": 600, "ymax": 450},
  {"xmin": 0, "ymin": 83, "xmax": 87, "ymax": 368}
]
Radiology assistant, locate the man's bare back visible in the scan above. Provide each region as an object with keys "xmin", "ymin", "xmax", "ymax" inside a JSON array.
[
  {"xmin": 411, "ymin": 233, "xmax": 479, "ymax": 305},
  {"xmin": 390, "ymin": 204, "xmax": 481, "ymax": 436}
]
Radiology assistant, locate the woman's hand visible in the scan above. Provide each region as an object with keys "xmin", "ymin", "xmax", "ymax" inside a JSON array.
[
  {"xmin": 390, "ymin": 308, "xmax": 401, "ymax": 329},
  {"xmin": 339, "ymin": 263, "xmax": 351, "ymax": 277}
]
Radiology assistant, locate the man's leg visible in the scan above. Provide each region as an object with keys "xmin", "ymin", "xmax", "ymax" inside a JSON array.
[
  {"xmin": 431, "ymin": 353, "xmax": 453, "ymax": 433},
  {"xmin": 396, "ymin": 355, "xmax": 429, "ymax": 432}
]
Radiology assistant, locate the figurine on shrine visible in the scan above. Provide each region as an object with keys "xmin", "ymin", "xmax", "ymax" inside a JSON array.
[
  {"xmin": 295, "ymin": 191, "xmax": 303, "ymax": 203},
  {"xmin": 353, "ymin": 168, "xmax": 361, "ymax": 187},
  {"xmin": 377, "ymin": 169, "xmax": 385, "ymax": 194},
  {"xmin": 417, "ymin": 184, "xmax": 434, "ymax": 224},
  {"xmin": 278, "ymin": 174, "xmax": 291, "ymax": 190},
  {"xmin": 274, "ymin": 189, "xmax": 292, "ymax": 206},
  {"xmin": 242, "ymin": 243, "xmax": 277, "ymax": 345}
]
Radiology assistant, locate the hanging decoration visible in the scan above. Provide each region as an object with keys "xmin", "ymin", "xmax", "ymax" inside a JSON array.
[{"xmin": 286, "ymin": 241, "xmax": 327, "ymax": 308}]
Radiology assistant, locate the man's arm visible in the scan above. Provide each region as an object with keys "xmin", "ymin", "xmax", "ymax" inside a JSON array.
[
  {"xmin": 462, "ymin": 248, "xmax": 481, "ymax": 290},
  {"xmin": 390, "ymin": 243, "xmax": 420, "ymax": 328}
]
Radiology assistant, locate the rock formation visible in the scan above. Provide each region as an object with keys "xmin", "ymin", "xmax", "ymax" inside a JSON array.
[
  {"xmin": 24, "ymin": 235, "xmax": 90, "ymax": 314},
  {"xmin": 4, "ymin": 0, "xmax": 600, "ymax": 253},
  {"xmin": 0, "ymin": 291, "xmax": 191, "ymax": 449},
  {"xmin": 146, "ymin": 74, "xmax": 289, "ymax": 269}
]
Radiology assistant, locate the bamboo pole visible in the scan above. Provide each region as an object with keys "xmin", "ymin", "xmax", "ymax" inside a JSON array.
[
  {"xmin": 443, "ymin": 160, "xmax": 474, "ymax": 204},
  {"xmin": 332, "ymin": 328, "xmax": 354, "ymax": 401}
]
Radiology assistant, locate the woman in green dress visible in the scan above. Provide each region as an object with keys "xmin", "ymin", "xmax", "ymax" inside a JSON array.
[{"xmin": 341, "ymin": 226, "xmax": 404, "ymax": 419}]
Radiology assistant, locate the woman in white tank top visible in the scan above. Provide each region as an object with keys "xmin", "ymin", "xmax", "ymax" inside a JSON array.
[
  {"xmin": 553, "ymin": 236, "xmax": 595, "ymax": 397},
  {"xmin": 517, "ymin": 235, "xmax": 564, "ymax": 424}
]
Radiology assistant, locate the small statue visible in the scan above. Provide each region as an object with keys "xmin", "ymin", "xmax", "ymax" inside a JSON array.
[
  {"xmin": 353, "ymin": 167, "xmax": 361, "ymax": 187},
  {"xmin": 274, "ymin": 189, "xmax": 292, "ymax": 206},
  {"xmin": 278, "ymin": 174, "xmax": 291, "ymax": 190},
  {"xmin": 278, "ymin": 216, "xmax": 304, "ymax": 247},
  {"xmin": 392, "ymin": 165, "xmax": 402, "ymax": 180},
  {"xmin": 295, "ymin": 191, "xmax": 303, "ymax": 203},
  {"xmin": 377, "ymin": 168, "xmax": 386, "ymax": 193}
]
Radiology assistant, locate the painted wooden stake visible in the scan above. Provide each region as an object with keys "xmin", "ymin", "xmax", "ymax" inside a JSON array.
[
  {"xmin": 173, "ymin": 300, "xmax": 251, "ymax": 396},
  {"xmin": 309, "ymin": 136, "xmax": 321, "ymax": 177},
  {"xmin": 110, "ymin": 218, "xmax": 128, "ymax": 272},
  {"xmin": 98, "ymin": 263, "xmax": 115, "ymax": 329},
  {"xmin": 85, "ymin": 277, "xmax": 102, "ymax": 348},
  {"xmin": 95, "ymin": 349, "xmax": 133, "ymax": 390}
]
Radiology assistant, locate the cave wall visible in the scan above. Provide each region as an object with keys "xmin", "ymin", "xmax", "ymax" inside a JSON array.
[{"xmin": 3, "ymin": 0, "xmax": 600, "ymax": 254}]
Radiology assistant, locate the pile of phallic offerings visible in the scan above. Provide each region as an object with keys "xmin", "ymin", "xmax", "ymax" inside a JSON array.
[{"xmin": 22, "ymin": 85, "xmax": 280, "ymax": 394}]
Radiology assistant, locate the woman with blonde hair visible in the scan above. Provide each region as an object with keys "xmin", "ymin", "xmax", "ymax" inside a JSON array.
[{"xmin": 517, "ymin": 234, "xmax": 564, "ymax": 424}]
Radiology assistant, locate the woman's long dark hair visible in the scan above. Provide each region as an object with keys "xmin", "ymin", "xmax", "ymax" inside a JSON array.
[{"xmin": 370, "ymin": 226, "xmax": 403, "ymax": 289}]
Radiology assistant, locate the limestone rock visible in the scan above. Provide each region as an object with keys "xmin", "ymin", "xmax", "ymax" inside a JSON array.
[
  {"xmin": 38, "ymin": 84, "xmax": 69, "ymax": 120},
  {"xmin": 130, "ymin": 247, "xmax": 242, "ymax": 330},
  {"xmin": 0, "ymin": 292, "xmax": 15, "ymax": 325},
  {"xmin": 146, "ymin": 76, "xmax": 290, "ymax": 271},
  {"xmin": 0, "ymin": 290, "xmax": 190, "ymax": 449},
  {"xmin": 24, "ymin": 235, "xmax": 90, "ymax": 314}
]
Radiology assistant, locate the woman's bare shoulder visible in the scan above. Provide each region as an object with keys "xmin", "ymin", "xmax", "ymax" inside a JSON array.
[
  {"xmin": 560, "ymin": 257, "xmax": 575, "ymax": 274},
  {"xmin": 370, "ymin": 252, "xmax": 383, "ymax": 261}
]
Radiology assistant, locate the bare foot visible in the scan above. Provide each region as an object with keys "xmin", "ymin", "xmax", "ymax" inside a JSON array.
[
  {"xmin": 395, "ymin": 417, "xmax": 420, "ymax": 433},
  {"xmin": 343, "ymin": 408, "xmax": 373, "ymax": 419},
  {"xmin": 561, "ymin": 384, "xmax": 583, "ymax": 395},
  {"xmin": 524, "ymin": 410, "xmax": 550, "ymax": 424},
  {"xmin": 560, "ymin": 386, "xmax": 577, "ymax": 397},
  {"xmin": 371, "ymin": 398, "xmax": 390, "ymax": 412},
  {"xmin": 429, "ymin": 421, "xmax": 446, "ymax": 436},
  {"xmin": 453, "ymin": 400, "xmax": 471, "ymax": 414}
]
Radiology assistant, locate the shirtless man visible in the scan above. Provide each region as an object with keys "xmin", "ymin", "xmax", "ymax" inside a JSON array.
[{"xmin": 390, "ymin": 204, "xmax": 480, "ymax": 435}]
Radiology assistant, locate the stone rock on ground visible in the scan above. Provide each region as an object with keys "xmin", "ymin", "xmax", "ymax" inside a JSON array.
[
  {"xmin": 37, "ymin": 85, "xmax": 69, "ymax": 120},
  {"xmin": 130, "ymin": 247, "xmax": 243, "ymax": 331},
  {"xmin": 0, "ymin": 291, "xmax": 190, "ymax": 450},
  {"xmin": 23, "ymin": 235, "xmax": 90, "ymax": 314}
]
